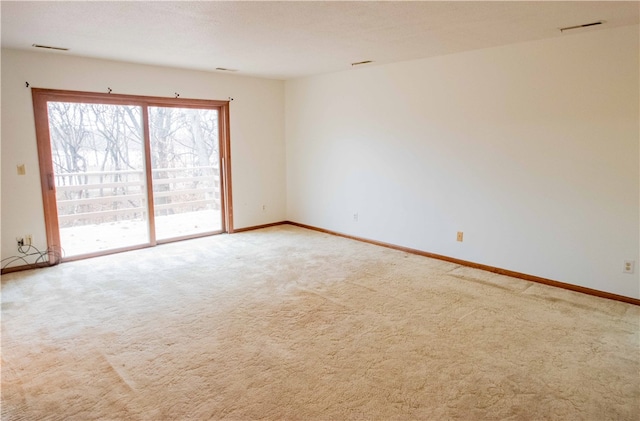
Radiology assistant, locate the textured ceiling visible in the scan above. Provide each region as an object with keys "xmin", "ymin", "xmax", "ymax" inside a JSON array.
[{"xmin": 1, "ymin": 1, "xmax": 638, "ymax": 80}]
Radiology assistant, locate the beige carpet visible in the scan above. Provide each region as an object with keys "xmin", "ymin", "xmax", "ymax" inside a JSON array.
[{"xmin": 1, "ymin": 225, "xmax": 639, "ymax": 420}]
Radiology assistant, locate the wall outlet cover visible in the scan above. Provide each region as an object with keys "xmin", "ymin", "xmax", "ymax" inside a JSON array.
[{"xmin": 623, "ymin": 260, "xmax": 635, "ymax": 274}]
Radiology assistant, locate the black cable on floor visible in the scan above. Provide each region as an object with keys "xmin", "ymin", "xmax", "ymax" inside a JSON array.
[{"xmin": 1, "ymin": 244, "xmax": 64, "ymax": 270}]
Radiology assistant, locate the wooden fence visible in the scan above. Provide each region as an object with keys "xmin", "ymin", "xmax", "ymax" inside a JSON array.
[{"xmin": 55, "ymin": 167, "xmax": 220, "ymax": 227}]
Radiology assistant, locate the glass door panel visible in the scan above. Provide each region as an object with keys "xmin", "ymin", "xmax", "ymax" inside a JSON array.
[
  {"xmin": 47, "ymin": 102, "xmax": 149, "ymax": 257},
  {"xmin": 148, "ymin": 107, "xmax": 222, "ymax": 241}
]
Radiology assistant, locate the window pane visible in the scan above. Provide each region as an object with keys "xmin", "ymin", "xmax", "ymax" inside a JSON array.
[
  {"xmin": 48, "ymin": 102, "xmax": 149, "ymax": 256},
  {"xmin": 148, "ymin": 107, "xmax": 221, "ymax": 240}
]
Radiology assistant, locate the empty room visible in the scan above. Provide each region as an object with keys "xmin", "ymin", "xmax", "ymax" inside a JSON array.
[{"xmin": 1, "ymin": 1, "xmax": 639, "ymax": 420}]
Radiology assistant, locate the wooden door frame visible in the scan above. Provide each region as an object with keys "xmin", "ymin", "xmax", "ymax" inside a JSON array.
[{"xmin": 31, "ymin": 88, "xmax": 233, "ymax": 265}]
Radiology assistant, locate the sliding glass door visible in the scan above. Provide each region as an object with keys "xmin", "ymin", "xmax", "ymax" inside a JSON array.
[{"xmin": 32, "ymin": 89, "xmax": 231, "ymax": 263}]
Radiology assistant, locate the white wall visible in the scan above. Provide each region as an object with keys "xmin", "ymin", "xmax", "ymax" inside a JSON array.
[
  {"xmin": 286, "ymin": 25, "xmax": 640, "ymax": 299},
  {"xmin": 1, "ymin": 49, "xmax": 286, "ymax": 265}
]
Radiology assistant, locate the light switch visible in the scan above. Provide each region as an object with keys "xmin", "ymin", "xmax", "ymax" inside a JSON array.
[{"xmin": 17, "ymin": 164, "xmax": 26, "ymax": 175}]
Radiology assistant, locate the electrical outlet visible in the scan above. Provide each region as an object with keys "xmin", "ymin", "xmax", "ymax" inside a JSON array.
[
  {"xmin": 456, "ymin": 232, "xmax": 464, "ymax": 242},
  {"xmin": 623, "ymin": 260, "xmax": 635, "ymax": 274},
  {"xmin": 353, "ymin": 213, "xmax": 359, "ymax": 222},
  {"xmin": 262, "ymin": 204, "xmax": 266, "ymax": 211},
  {"xmin": 25, "ymin": 234, "xmax": 32, "ymax": 246},
  {"xmin": 17, "ymin": 237, "xmax": 24, "ymax": 247}
]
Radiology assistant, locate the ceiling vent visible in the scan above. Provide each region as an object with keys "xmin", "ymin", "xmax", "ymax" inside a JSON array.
[
  {"xmin": 32, "ymin": 43, "xmax": 69, "ymax": 51},
  {"xmin": 560, "ymin": 21, "xmax": 604, "ymax": 33}
]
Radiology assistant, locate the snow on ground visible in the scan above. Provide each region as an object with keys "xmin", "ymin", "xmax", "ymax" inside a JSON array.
[{"xmin": 60, "ymin": 210, "xmax": 222, "ymax": 257}]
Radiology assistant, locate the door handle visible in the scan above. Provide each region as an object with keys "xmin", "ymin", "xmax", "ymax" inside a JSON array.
[{"xmin": 47, "ymin": 173, "xmax": 55, "ymax": 191}]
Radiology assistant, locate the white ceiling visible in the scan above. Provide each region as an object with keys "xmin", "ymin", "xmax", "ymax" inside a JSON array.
[{"xmin": 1, "ymin": 1, "xmax": 638, "ymax": 80}]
